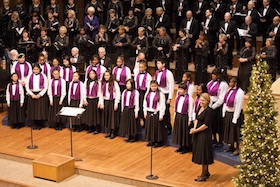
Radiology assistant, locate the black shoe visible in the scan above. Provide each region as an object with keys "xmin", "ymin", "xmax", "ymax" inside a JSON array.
[
  {"xmin": 129, "ymin": 139, "xmax": 136, "ymax": 143},
  {"xmin": 55, "ymin": 126, "xmax": 59, "ymax": 131},
  {"xmin": 93, "ymin": 130, "xmax": 99, "ymax": 135},
  {"xmin": 215, "ymin": 142, "xmax": 223, "ymax": 147},
  {"xmin": 147, "ymin": 142, "xmax": 154, "ymax": 146},
  {"xmin": 153, "ymin": 143, "xmax": 162, "ymax": 148},
  {"xmin": 105, "ymin": 133, "xmax": 111, "ymax": 138},
  {"xmin": 87, "ymin": 129, "xmax": 93, "ymax": 133},
  {"xmin": 180, "ymin": 150, "xmax": 189, "ymax": 154},
  {"xmin": 110, "ymin": 134, "xmax": 116, "ymax": 139},
  {"xmin": 125, "ymin": 138, "xmax": 131, "ymax": 142},
  {"xmin": 175, "ymin": 147, "xmax": 183, "ymax": 153},
  {"xmin": 37, "ymin": 126, "xmax": 42, "ymax": 130}
]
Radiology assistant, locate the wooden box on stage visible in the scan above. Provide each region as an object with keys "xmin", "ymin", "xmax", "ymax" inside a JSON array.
[{"xmin": 32, "ymin": 153, "xmax": 75, "ymax": 182}]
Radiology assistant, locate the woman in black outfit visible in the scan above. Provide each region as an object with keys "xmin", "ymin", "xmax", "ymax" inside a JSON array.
[
  {"xmin": 237, "ymin": 38, "xmax": 256, "ymax": 93},
  {"xmin": 190, "ymin": 93, "xmax": 214, "ymax": 182}
]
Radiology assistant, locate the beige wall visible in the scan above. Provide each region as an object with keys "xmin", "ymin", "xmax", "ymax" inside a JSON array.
[{"xmin": 271, "ymin": 78, "xmax": 280, "ymax": 126}]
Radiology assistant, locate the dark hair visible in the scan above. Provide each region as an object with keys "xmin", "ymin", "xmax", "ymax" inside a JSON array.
[
  {"xmin": 117, "ymin": 56, "xmax": 125, "ymax": 65},
  {"xmin": 149, "ymin": 80, "xmax": 160, "ymax": 102},
  {"xmin": 38, "ymin": 52, "xmax": 45, "ymax": 59},
  {"xmin": 102, "ymin": 70, "xmax": 115, "ymax": 92},
  {"xmin": 178, "ymin": 82, "xmax": 187, "ymax": 90},
  {"xmin": 212, "ymin": 68, "xmax": 220, "ymax": 76},
  {"xmin": 126, "ymin": 78, "xmax": 135, "ymax": 91},
  {"xmin": 183, "ymin": 71, "xmax": 192, "ymax": 82},
  {"xmin": 230, "ymin": 76, "xmax": 240, "ymax": 88},
  {"xmin": 197, "ymin": 83, "xmax": 207, "ymax": 94},
  {"xmin": 10, "ymin": 73, "xmax": 19, "ymax": 84},
  {"xmin": 245, "ymin": 38, "xmax": 252, "ymax": 44},
  {"xmin": 91, "ymin": 54, "xmax": 100, "ymax": 62},
  {"xmin": 139, "ymin": 59, "xmax": 147, "ymax": 67},
  {"xmin": 156, "ymin": 58, "xmax": 166, "ymax": 65},
  {"xmin": 179, "ymin": 28, "xmax": 187, "ymax": 36},
  {"xmin": 52, "ymin": 69, "xmax": 60, "ymax": 74},
  {"xmin": 87, "ymin": 70, "xmax": 98, "ymax": 88},
  {"xmin": 33, "ymin": 63, "xmax": 42, "ymax": 72}
]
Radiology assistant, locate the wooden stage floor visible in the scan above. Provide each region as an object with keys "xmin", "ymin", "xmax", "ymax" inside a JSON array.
[{"xmin": 0, "ymin": 111, "xmax": 237, "ymax": 187}]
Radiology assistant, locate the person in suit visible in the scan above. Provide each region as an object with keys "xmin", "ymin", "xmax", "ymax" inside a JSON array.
[
  {"xmin": 155, "ymin": 7, "xmax": 171, "ymax": 35},
  {"xmin": 156, "ymin": 0, "xmax": 172, "ymax": 17},
  {"xmin": 180, "ymin": 10, "xmax": 200, "ymax": 63},
  {"xmin": 259, "ymin": 0, "xmax": 276, "ymax": 46},
  {"xmin": 226, "ymin": 0, "xmax": 243, "ymax": 27},
  {"xmin": 266, "ymin": 16, "xmax": 280, "ymax": 73},
  {"xmin": 219, "ymin": 12, "xmax": 236, "ymax": 69},
  {"xmin": 70, "ymin": 47, "xmax": 85, "ymax": 64},
  {"xmin": 202, "ymin": 9, "xmax": 217, "ymax": 66},
  {"xmin": 174, "ymin": 0, "xmax": 190, "ymax": 35},
  {"xmin": 98, "ymin": 47, "xmax": 112, "ymax": 70},
  {"xmin": 193, "ymin": 0, "xmax": 210, "ymax": 25},
  {"xmin": 243, "ymin": 0, "xmax": 259, "ymax": 24},
  {"xmin": 240, "ymin": 16, "xmax": 258, "ymax": 49},
  {"xmin": 210, "ymin": 0, "xmax": 227, "ymax": 25}
]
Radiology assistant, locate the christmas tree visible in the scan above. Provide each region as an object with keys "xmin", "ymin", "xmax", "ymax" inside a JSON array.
[{"xmin": 233, "ymin": 56, "xmax": 280, "ymax": 186}]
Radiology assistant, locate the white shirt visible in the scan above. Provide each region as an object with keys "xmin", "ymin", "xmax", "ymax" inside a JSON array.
[
  {"xmin": 60, "ymin": 66, "xmax": 77, "ymax": 82},
  {"xmin": 155, "ymin": 69, "xmax": 175, "ymax": 99},
  {"xmin": 68, "ymin": 81, "xmax": 85, "ymax": 107},
  {"xmin": 134, "ymin": 72, "xmax": 152, "ymax": 91},
  {"xmin": 186, "ymin": 17, "xmax": 193, "ymax": 32},
  {"xmin": 39, "ymin": 63, "xmax": 51, "ymax": 80},
  {"xmin": 47, "ymin": 78, "xmax": 67, "ymax": 102},
  {"xmin": 99, "ymin": 81, "xmax": 121, "ymax": 107},
  {"xmin": 208, "ymin": 81, "xmax": 229, "ymax": 109},
  {"xmin": 143, "ymin": 91, "xmax": 166, "ymax": 118},
  {"xmin": 11, "ymin": 61, "xmax": 32, "ymax": 85},
  {"xmin": 225, "ymin": 22, "xmax": 229, "ymax": 32},
  {"xmin": 121, "ymin": 90, "xmax": 140, "ymax": 114},
  {"xmin": 26, "ymin": 73, "xmax": 48, "ymax": 96},
  {"xmin": 114, "ymin": 66, "xmax": 131, "ymax": 83},
  {"xmin": 174, "ymin": 92, "xmax": 194, "ymax": 121},
  {"xmin": 222, "ymin": 88, "xmax": 244, "ymax": 124},
  {"xmin": 85, "ymin": 64, "xmax": 107, "ymax": 81},
  {"xmin": 263, "ymin": 6, "xmax": 269, "ymax": 16},
  {"xmin": 83, "ymin": 80, "xmax": 101, "ymax": 100},
  {"xmin": 6, "ymin": 83, "xmax": 24, "ymax": 104},
  {"xmin": 273, "ymin": 23, "xmax": 280, "ymax": 36},
  {"xmin": 216, "ymin": 3, "xmax": 220, "ymax": 11},
  {"xmin": 133, "ymin": 58, "xmax": 140, "ymax": 75}
]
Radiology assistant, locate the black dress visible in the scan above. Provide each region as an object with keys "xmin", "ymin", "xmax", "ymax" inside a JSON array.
[
  {"xmin": 192, "ymin": 107, "xmax": 214, "ymax": 165},
  {"xmin": 175, "ymin": 37, "xmax": 190, "ymax": 81},
  {"xmin": 195, "ymin": 41, "xmax": 209, "ymax": 85}
]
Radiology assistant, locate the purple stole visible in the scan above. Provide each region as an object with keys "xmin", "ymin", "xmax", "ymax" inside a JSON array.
[
  {"xmin": 207, "ymin": 80, "xmax": 220, "ymax": 96},
  {"xmin": 136, "ymin": 72, "xmax": 148, "ymax": 90},
  {"xmin": 51, "ymin": 78, "xmax": 62, "ymax": 97},
  {"xmin": 113, "ymin": 66, "xmax": 127, "ymax": 85},
  {"xmin": 87, "ymin": 65, "xmax": 102, "ymax": 79},
  {"xmin": 29, "ymin": 73, "xmax": 44, "ymax": 90},
  {"xmin": 123, "ymin": 90, "xmax": 136, "ymax": 109},
  {"xmin": 102, "ymin": 82, "xmax": 114, "ymax": 100},
  {"xmin": 224, "ymin": 87, "xmax": 239, "ymax": 107},
  {"xmin": 15, "ymin": 62, "xmax": 29, "ymax": 79},
  {"xmin": 87, "ymin": 81, "xmax": 98, "ymax": 97},
  {"xmin": 185, "ymin": 81, "xmax": 190, "ymax": 91},
  {"xmin": 155, "ymin": 68, "xmax": 167, "ymax": 88},
  {"xmin": 50, "ymin": 66, "xmax": 61, "ymax": 78},
  {"xmin": 63, "ymin": 66, "xmax": 73, "ymax": 81},
  {"xmin": 146, "ymin": 91, "xmax": 159, "ymax": 109},
  {"xmin": 175, "ymin": 94, "xmax": 189, "ymax": 115},
  {"xmin": 70, "ymin": 81, "xmax": 81, "ymax": 100},
  {"xmin": 194, "ymin": 96, "xmax": 200, "ymax": 114},
  {"xmin": 9, "ymin": 83, "xmax": 20, "ymax": 101},
  {"xmin": 39, "ymin": 62, "xmax": 48, "ymax": 76}
]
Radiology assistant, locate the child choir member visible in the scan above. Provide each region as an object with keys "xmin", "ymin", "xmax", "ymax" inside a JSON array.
[
  {"xmin": 50, "ymin": 58, "xmax": 61, "ymax": 78},
  {"xmin": 85, "ymin": 55, "xmax": 107, "ymax": 81},
  {"xmin": 181, "ymin": 71, "xmax": 194, "ymax": 97},
  {"xmin": 68, "ymin": 72, "xmax": 85, "ymax": 132},
  {"xmin": 99, "ymin": 70, "xmax": 121, "ymax": 139},
  {"xmin": 154, "ymin": 58, "xmax": 174, "ymax": 135},
  {"xmin": 112, "ymin": 56, "xmax": 132, "ymax": 93},
  {"xmin": 190, "ymin": 93, "xmax": 214, "ymax": 182},
  {"xmin": 48, "ymin": 69, "xmax": 67, "ymax": 131},
  {"xmin": 26, "ymin": 64, "xmax": 48, "ymax": 130},
  {"xmin": 134, "ymin": 60, "xmax": 152, "ymax": 126},
  {"xmin": 119, "ymin": 79, "xmax": 140, "ymax": 142},
  {"xmin": 6, "ymin": 73, "xmax": 25, "ymax": 129},
  {"xmin": 81, "ymin": 70, "xmax": 101, "ymax": 134},
  {"xmin": 172, "ymin": 83, "xmax": 193, "ymax": 154},
  {"xmin": 207, "ymin": 68, "xmax": 228, "ymax": 146},
  {"xmin": 37, "ymin": 53, "xmax": 51, "ymax": 80},
  {"xmin": 11, "ymin": 53, "xmax": 32, "ymax": 87},
  {"xmin": 60, "ymin": 56, "xmax": 76, "ymax": 84},
  {"xmin": 143, "ymin": 80, "xmax": 166, "ymax": 148},
  {"xmin": 223, "ymin": 77, "xmax": 244, "ymax": 156}
]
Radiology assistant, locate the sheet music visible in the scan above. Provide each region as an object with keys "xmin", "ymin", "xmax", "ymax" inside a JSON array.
[
  {"xmin": 275, "ymin": 9, "xmax": 280, "ymax": 16},
  {"xmin": 257, "ymin": 11, "xmax": 264, "ymax": 18},
  {"xmin": 220, "ymin": 27, "xmax": 226, "ymax": 34},
  {"xmin": 16, "ymin": 27, "xmax": 25, "ymax": 35},
  {"xmin": 235, "ymin": 12, "xmax": 246, "ymax": 17},
  {"xmin": 59, "ymin": 107, "xmax": 85, "ymax": 117},
  {"xmin": 237, "ymin": 28, "xmax": 251, "ymax": 37},
  {"xmin": 86, "ymin": 22, "xmax": 92, "ymax": 28},
  {"xmin": 87, "ymin": 40, "xmax": 95, "ymax": 45}
]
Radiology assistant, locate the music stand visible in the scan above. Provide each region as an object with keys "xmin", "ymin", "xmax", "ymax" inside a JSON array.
[{"xmin": 57, "ymin": 107, "xmax": 85, "ymax": 161}]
